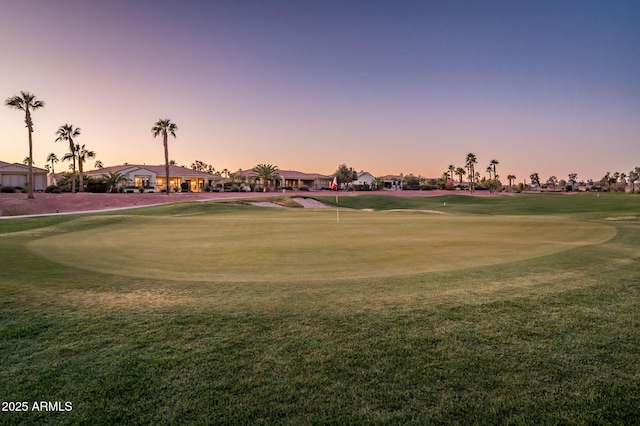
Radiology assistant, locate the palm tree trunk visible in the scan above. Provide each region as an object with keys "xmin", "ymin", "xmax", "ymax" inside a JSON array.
[
  {"xmin": 164, "ymin": 132, "xmax": 170, "ymax": 195},
  {"xmin": 26, "ymin": 109, "xmax": 34, "ymax": 199},
  {"xmin": 78, "ymin": 157, "xmax": 84, "ymax": 192}
]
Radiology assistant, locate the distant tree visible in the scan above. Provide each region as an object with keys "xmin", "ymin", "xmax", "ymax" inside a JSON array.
[
  {"xmin": 629, "ymin": 167, "xmax": 640, "ymax": 193},
  {"xmin": 169, "ymin": 159, "xmax": 177, "ymax": 165},
  {"xmin": 55, "ymin": 124, "xmax": 81, "ymax": 193},
  {"xmin": 455, "ymin": 167, "xmax": 466, "ymax": 185},
  {"xmin": 372, "ymin": 176, "xmax": 385, "ymax": 191},
  {"xmin": 23, "ymin": 157, "xmax": 34, "ymax": 166},
  {"xmin": 403, "ymin": 174, "xmax": 421, "ymax": 189},
  {"xmin": 486, "ymin": 165, "xmax": 493, "ymax": 180},
  {"xmin": 76, "ymin": 144, "xmax": 96, "ymax": 192},
  {"xmin": 94, "ymin": 160, "xmax": 104, "ymax": 169},
  {"xmin": 191, "ymin": 160, "xmax": 215, "ymax": 174},
  {"xmin": 465, "ymin": 153, "xmax": 477, "ymax": 193},
  {"xmin": 507, "ymin": 174, "xmax": 516, "ymax": 192},
  {"xmin": 5, "ymin": 91, "xmax": 45, "ymax": 199},
  {"xmin": 251, "ymin": 164, "xmax": 280, "ymax": 192},
  {"xmin": 448, "ymin": 164, "xmax": 455, "ymax": 181},
  {"xmin": 530, "ymin": 172, "xmax": 540, "ymax": 187},
  {"xmin": 152, "ymin": 119, "xmax": 178, "ymax": 195},
  {"xmin": 547, "ymin": 176, "xmax": 558, "ymax": 191},
  {"xmin": 46, "ymin": 153, "xmax": 59, "ymax": 174},
  {"xmin": 568, "ymin": 173, "xmax": 578, "ymax": 191},
  {"xmin": 490, "ymin": 159, "xmax": 499, "ymax": 181},
  {"xmin": 334, "ymin": 164, "xmax": 358, "ymax": 190}
]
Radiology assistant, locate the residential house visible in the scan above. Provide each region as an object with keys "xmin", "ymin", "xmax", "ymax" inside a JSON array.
[
  {"xmin": 85, "ymin": 164, "xmax": 218, "ymax": 192},
  {"xmin": 356, "ymin": 171, "xmax": 375, "ymax": 187},
  {"xmin": 381, "ymin": 174, "xmax": 403, "ymax": 190},
  {"xmin": 0, "ymin": 160, "xmax": 48, "ymax": 191},
  {"xmin": 236, "ymin": 169, "xmax": 333, "ymax": 191}
]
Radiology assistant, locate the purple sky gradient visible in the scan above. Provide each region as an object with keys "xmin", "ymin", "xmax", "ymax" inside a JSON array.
[{"xmin": 2, "ymin": 0, "xmax": 639, "ymax": 182}]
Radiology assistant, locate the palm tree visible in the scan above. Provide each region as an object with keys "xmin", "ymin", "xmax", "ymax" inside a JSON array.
[
  {"xmin": 251, "ymin": 164, "xmax": 280, "ymax": 192},
  {"xmin": 94, "ymin": 160, "xmax": 104, "ymax": 169},
  {"xmin": 372, "ymin": 176, "xmax": 385, "ymax": 191},
  {"xmin": 448, "ymin": 164, "xmax": 455, "ymax": 182},
  {"xmin": 152, "ymin": 119, "xmax": 178, "ymax": 194},
  {"xmin": 486, "ymin": 165, "xmax": 493, "ymax": 180},
  {"xmin": 465, "ymin": 153, "xmax": 477, "ymax": 193},
  {"xmin": 23, "ymin": 157, "xmax": 34, "ymax": 166},
  {"xmin": 455, "ymin": 167, "xmax": 466, "ymax": 185},
  {"xmin": 76, "ymin": 144, "xmax": 96, "ymax": 192},
  {"xmin": 46, "ymin": 153, "xmax": 59, "ymax": 174},
  {"xmin": 490, "ymin": 159, "xmax": 499, "ymax": 180},
  {"xmin": 102, "ymin": 171, "xmax": 127, "ymax": 192},
  {"xmin": 55, "ymin": 124, "xmax": 81, "ymax": 193},
  {"xmin": 5, "ymin": 91, "xmax": 45, "ymax": 199},
  {"xmin": 506, "ymin": 175, "xmax": 516, "ymax": 192}
]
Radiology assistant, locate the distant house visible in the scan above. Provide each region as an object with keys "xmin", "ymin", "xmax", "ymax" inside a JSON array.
[
  {"xmin": 0, "ymin": 160, "xmax": 48, "ymax": 191},
  {"xmin": 356, "ymin": 171, "xmax": 375, "ymax": 186},
  {"xmin": 236, "ymin": 169, "xmax": 333, "ymax": 190},
  {"xmin": 381, "ymin": 174, "xmax": 403, "ymax": 190},
  {"xmin": 85, "ymin": 164, "xmax": 218, "ymax": 192}
]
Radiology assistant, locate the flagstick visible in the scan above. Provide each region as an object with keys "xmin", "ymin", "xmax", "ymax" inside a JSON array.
[{"xmin": 336, "ymin": 191, "xmax": 339, "ymax": 223}]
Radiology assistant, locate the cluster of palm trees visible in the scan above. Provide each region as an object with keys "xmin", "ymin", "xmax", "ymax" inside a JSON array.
[
  {"xmin": 444, "ymin": 154, "xmax": 504, "ymax": 192},
  {"xmin": 5, "ymin": 90, "xmax": 180, "ymax": 197},
  {"xmin": 54, "ymin": 124, "xmax": 96, "ymax": 193}
]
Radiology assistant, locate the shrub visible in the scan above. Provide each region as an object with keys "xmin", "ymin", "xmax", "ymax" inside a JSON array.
[
  {"xmin": 2, "ymin": 206, "xmax": 32, "ymax": 216},
  {"xmin": 0, "ymin": 186, "xmax": 15, "ymax": 193},
  {"xmin": 299, "ymin": 186, "xmax": 310, "ymax": 191},
  {"xmin": 45, "ymin": 185, "xmax": 62, "ymax": 193}
]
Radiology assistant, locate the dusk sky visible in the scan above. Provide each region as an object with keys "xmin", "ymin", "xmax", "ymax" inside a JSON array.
[{"xmin": 2, "ymin": 0, "xmax": 639, "ymax": 182}]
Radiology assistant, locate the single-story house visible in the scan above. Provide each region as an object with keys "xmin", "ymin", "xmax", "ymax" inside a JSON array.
[
  {"xmin": 381, "ymin": 174, "xmax": 403, "ymax": 190},
  {"xmin": 85, "ymin": 164, "xmax": 218, "ymax": 192},
  {"xmin": 0, "ymin": 160, "xmax": 48, "ymax": 191},
  {"xmin": 235, "ymin": 169, "xmax": 333, "ymax": 190},
  {"xmin": 356, "ymin": 171, "xmax": 376, "ymax": 186}
]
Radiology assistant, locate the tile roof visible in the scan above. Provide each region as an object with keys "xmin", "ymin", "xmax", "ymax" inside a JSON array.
[
  {"xmin": 0, "ymin": 162, "xmax": 48, "ymax": 173},
  {"xmin": 85, "ymin": 164, "xmax": 217, "ymax": 178}
]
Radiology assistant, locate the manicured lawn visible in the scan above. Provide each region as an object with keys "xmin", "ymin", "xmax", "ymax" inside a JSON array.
[{"xmin": 1, "ymin": 193, "xmax": 639, "ymax": 424}]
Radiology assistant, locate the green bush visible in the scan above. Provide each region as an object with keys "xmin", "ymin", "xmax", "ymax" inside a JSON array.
[{"xmin": 0, "ymin": 186, "xmax": 15, "ymax": 193}]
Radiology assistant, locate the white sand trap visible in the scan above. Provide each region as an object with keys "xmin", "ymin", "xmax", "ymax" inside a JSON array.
[
  {"xmin": 293, "ymin": 198, "xmax": 329, "ymax": 208},
  {"xmin": 250, "ymin": 201, "xmax": 285, "ymax": 208}
]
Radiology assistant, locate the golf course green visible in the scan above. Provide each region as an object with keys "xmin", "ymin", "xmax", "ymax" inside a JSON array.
[{"xmin": 26, "ymin": 209, "xmax": 615, "ymax": 282}]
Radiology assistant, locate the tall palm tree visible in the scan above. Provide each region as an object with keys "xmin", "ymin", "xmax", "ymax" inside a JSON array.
[
  {"xmin": 5, "ymin": 91, "xmax": 45, "ymax": 199},
  {"xmin": 490, "ymin": 159, "xmax": 499, "ymax": 180},
  {"xmin": 455, "ymin": 167, "xmax": 466, "ymax": 185},
  {"xmin": 76, "ymin": 144, "xmax": 96, "ymax": 192},
  {"xmin": 447, "ymin": 164, "xmax": 455, "ymax": 182},
  {"xmin": 465, "ymin": 153, "xmax": 477, "ymax": 193},
  {"xmin": 152, "ymin": 119, "xmax": 178, "ymax": 194},
  {"xmin": 251, "ymin": 164, "xmax": 280, "ymax": 192},
  {"xmin": 486, "ymin": 165, "xmax": 493, "ymax": 180},
  {"xmin": 55, "ymin": 124, "xmax": 81, "ymax": 193},
  {"xmin": 46, "ymin": 153, "xmax": 59, "ymax": 174},
  {"xmin": 23, "ymin": 157, "xmax": 34, "ymax": 166},
  {"xmin": 507, "ymin": 174, "xmax": 516, "ymax": 192}
]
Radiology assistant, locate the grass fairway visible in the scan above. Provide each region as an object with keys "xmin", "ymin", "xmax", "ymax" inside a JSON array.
[{"xmin": 1, "ymin": 193, "xmax": 640, "ymax": 424}]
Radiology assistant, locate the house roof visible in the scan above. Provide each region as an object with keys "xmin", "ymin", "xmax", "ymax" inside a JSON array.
[
  {"xmin": 236, "ymin": 169, "xmax": 332, "ymax": 180},
  {"xmin": 85, "ymin": 164, "xmax": 217, "ymax": 178},
  {"xmin": 0, "ymin": 162, "xmax": 48, "ymax": 173}
]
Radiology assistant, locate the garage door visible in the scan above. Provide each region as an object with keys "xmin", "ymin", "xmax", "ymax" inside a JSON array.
[{"xmin": 2, "ymin": 174, "xmax": 27, "ymax": 188}]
